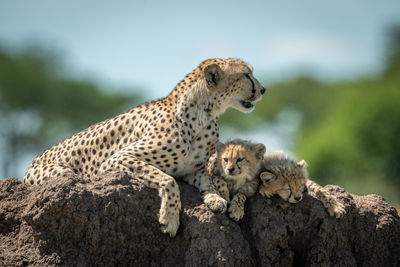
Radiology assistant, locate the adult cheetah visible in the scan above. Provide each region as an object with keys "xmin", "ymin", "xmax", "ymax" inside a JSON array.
[{"xmin": 23, "ymin": 58, "xmax": 266, "ymax": 237}]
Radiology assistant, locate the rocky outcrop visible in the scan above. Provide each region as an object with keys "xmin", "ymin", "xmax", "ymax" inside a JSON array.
[{"xmin": 0, "ymin": 174, "xmax": 399, "ymax": 266}]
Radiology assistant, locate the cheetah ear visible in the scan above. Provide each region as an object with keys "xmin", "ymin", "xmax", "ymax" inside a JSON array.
[
  {"xmin": 260, "ymin": 171, "xmax": 275, "ymax": 184},
  {"xmin": 204, "ymin": 64, "xmax": 222, "ymax": 87},
  {"xmin": 297, "ymin": 160, "xmax": 307, "ymax": 168},
  {"xmin": 253, "ymin": 144, "xmax": 266, "ymax": 160}
]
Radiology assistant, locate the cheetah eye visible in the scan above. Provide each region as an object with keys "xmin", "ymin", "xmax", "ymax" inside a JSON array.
[
  {"xmin": 223, "ymin": 158, "xmax": 228, "ymax": 163},
  {"xmin": 236, "ymin": 157, "xmax": 244, "ymax": 163}
]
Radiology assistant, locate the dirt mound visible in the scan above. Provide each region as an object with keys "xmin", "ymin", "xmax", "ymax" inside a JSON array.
[{"xmin": 0, "ymin": 174, "xmax": 399, "ymax": 266}]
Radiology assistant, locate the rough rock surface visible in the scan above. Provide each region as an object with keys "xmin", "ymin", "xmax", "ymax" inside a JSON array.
[{"xmin": 0, "ymin": 174, "xmax": 399, "ymax": 266}]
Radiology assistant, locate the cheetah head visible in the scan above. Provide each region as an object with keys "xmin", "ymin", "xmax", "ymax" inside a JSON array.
[
  {"xmin": 201, "ymin": 58, "xmax": 266, "ymax": 114},
  {"xmin": 259, "ymin": 151, "xmax": 308, "ymax": 203}
]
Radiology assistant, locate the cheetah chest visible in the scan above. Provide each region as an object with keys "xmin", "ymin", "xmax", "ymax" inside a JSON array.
[{"xmin": 173, "ymin": 128, "xmax": 218, "ymax": 177}]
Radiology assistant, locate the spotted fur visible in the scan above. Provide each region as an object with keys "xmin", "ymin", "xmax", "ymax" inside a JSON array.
[
  {"xmin": 24, "ymin": 58, "xmax": 266, "ymax": 236},
  {"xmin": 208, "ymin": 139, "xmax": 266, "ymax": 221},
  {"xmin": 259, "ymin": 150, "xmax": 346, "ymax": 218}
]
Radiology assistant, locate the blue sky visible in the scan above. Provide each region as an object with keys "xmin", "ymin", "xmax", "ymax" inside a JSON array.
[{"xmin": 1, "ymin": 0, "xmax": 400, "ymax": 98}]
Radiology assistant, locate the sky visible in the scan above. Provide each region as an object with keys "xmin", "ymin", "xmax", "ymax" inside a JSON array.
[{"xmin": 1, "ymin": 0, "xmax": 400, "ymax": 98}]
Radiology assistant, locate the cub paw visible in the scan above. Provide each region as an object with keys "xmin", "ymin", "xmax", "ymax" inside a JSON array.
[
  {"xmin": 204, "ymin": 193, "xmax": 227, "ymax": 214},
  {"xmin": 259, "ymin": 186, "xmax": 274, "ymax": 198},
  {"xmin": 228, "ymin": 202, "xmax": 244, "ymax": 221},
  {"xmin": 159, "ymin": 208, "xmax": 180, "ymax": 237},
  {"xmin": 330, "ymin": 202, "xmax": 346, "ymax": 218}
]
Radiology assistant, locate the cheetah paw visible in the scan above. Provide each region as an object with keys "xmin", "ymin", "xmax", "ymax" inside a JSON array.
[
  {"xmin": 328, "ymin": 202, "xmax": 346, "ymax": 218},
  {"xmin": 204, "ymin": 193, "xmax": 227, "ymax": 214},
  {"xmin": 228, "ymin": 202, "xmax": 244, "ymax": 221},
  {"xmin": 159, "ymin": 209, "xmax": 180, "ymax": 237}
]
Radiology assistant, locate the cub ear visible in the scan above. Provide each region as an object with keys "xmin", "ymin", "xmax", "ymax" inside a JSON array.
[
  {"xmin": 204, "ymin": 64, "xmax": 222, "ymax": 87},
  {"xmin": 297, "ymin": 160, "xmax": 308, "ymax": 168},
  {"xmin": 260, "ymin": 171, "xmax": 275, "ymax": 184},
  {"xmin": 253, "ymin": 144, "xmax": 266, "ymax": 160}
]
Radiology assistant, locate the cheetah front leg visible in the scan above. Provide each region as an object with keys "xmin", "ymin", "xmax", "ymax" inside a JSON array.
[
  {"xmin": 306, "ymin": 180, "xmax": 346, "ymax": 218},
  {"xmin": 184, "ymin": 168, "xmax": 227, "ymax": 213},
  {"xmin": 228, "ymin": 192, "xmax": 247, "ymax": 221},
  {"xmin": 24, "ymin": 163, "xmax": 77, "ymax": 185},
  {"xmin": 212, "ymin": 176, "xmax": 230, "ymax": 201},
  {"xmin": 100, "ymin": 152, "xmax": 181, "ymax": 237}
]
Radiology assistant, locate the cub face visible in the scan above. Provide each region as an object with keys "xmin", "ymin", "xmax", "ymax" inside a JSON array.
[
  {"xmin": 218, "ymin": 141, "xmax": 266, "ymax": 181},
  {"xmin": 259, "ymin": 151, "xmax": 308, "ymax": 203},
  {"xmin": 201, "ymin": 58, "xmax": 266, "ymax": 114}
]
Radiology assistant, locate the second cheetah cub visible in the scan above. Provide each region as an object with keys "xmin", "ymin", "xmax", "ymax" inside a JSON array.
[
  {"xmin": 208, "ymin": 140, "xmax": 266, "ymax": 221},
  {"xmin": 259, "ymin": 150, "xmax": 346, "ymax": 218}
]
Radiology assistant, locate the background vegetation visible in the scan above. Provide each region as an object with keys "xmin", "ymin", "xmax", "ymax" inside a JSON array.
[
  {"xmin": 0, "ymin": 46, "xmax": 142, "ymax": 177},
  {"xmin": 0, "ymin": 27, "xmax": 399, "ymax": 207}
]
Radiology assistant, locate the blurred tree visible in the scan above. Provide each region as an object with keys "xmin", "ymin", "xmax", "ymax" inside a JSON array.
[
  {"xmin": 296, "ymin": 78, "xmax": 400, "ymax": 201},
  {"xmin": 384, "ymin": 25, "xmax": 400, "ymax": 79},
  {"xmin": 0, "ymin": 46, "xmax": 141, "ymax": 178},
  {"xmin": 296, "ymin": 27, "xmax": 400, "ymax": 202}
]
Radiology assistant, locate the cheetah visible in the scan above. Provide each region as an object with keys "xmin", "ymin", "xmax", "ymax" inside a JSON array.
[
  {"xmin": 208, "ymin": 140, "xmax": 266, "ymax": 221},
  {"xmin": 23, "ymin": 58, "xmax": 266, "ymax": 236},
  {"xmin": 259, "ymin": 150, "xmax": 346, "ymax": 218}
]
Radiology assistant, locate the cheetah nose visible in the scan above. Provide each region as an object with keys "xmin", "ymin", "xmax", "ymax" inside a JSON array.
[
  {"xmin": 228, "ymin": 167, "xmax": 235, "ymax": 174},
  {"xmin": 261, "ymin": 87, "xmax": 266, "ymax": 95},
  {"xmin": 294, "ymin": 196, "xmax": 302, "ymax": 202}
]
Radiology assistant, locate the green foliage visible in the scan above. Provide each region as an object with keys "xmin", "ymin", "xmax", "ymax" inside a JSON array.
[
  {"xmin": 296, "ymin": 78, "xmax": 400, "ymax": 202},
  {"xmin": 0, "ymin": 46, "xmax": 141, "ymax": 177},
  {"xmin": 385, "ymin": 25, "xmax": 400, "ymax": 78}
]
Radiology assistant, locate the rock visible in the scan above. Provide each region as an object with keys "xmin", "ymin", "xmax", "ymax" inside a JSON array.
[{"xmin": 0, "ymin": 175, "xmax": 399, "ymax": 266}]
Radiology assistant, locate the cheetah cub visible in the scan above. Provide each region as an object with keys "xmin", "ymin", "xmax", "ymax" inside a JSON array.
[
  {"xmin": 208, "ymin": 140, "xmax": 266, "ymax": 221},
  {"xmin": 259, "ymin": 150, "xmax": 346, "ymax": 218}
]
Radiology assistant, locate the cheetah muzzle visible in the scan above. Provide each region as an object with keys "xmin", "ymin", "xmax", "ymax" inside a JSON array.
[{"xmin": 240, "ymin": 100, "xmax": 254, "ymax": 109}]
